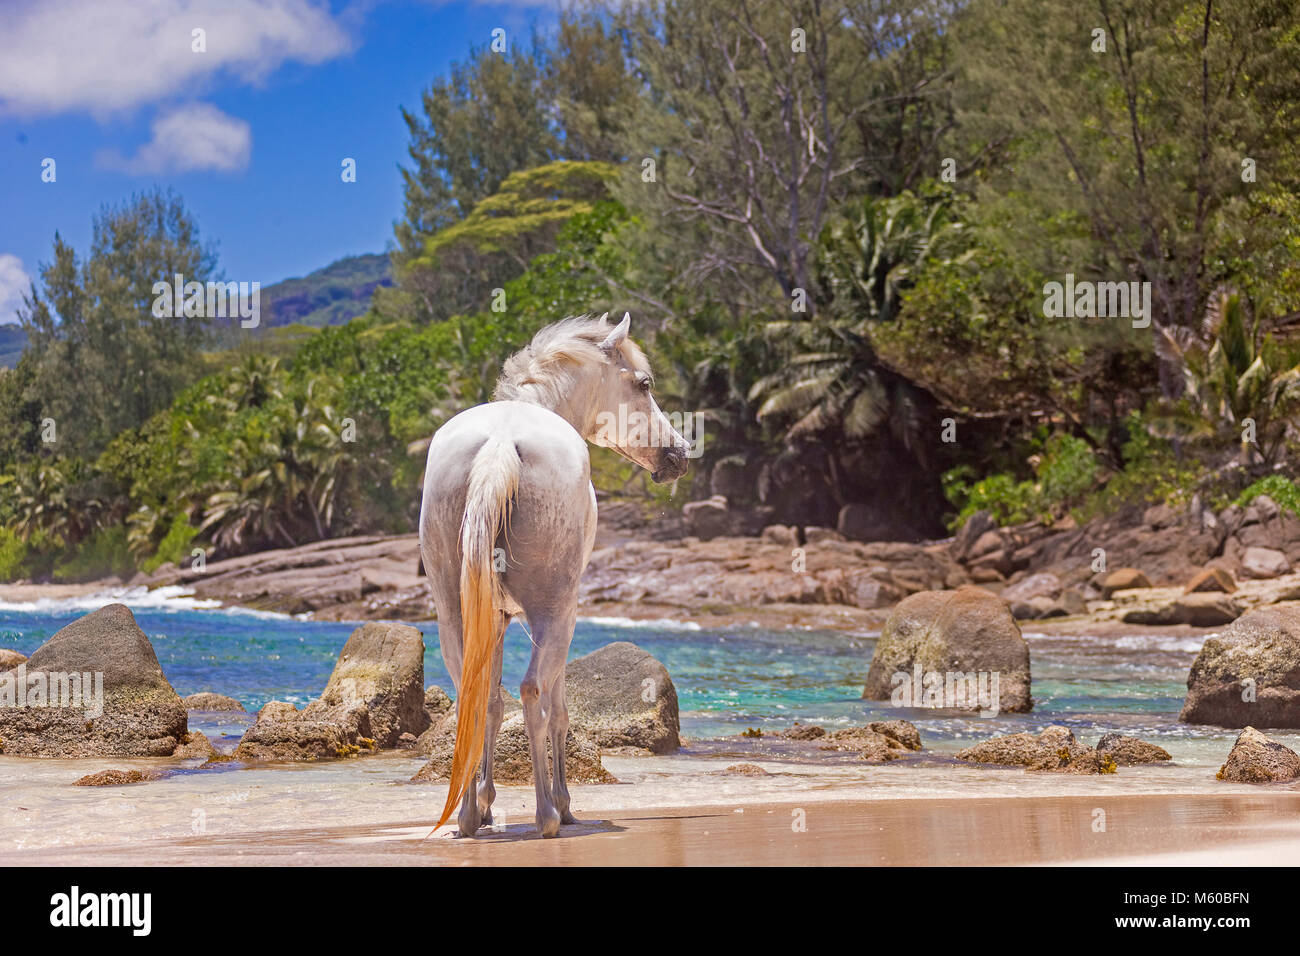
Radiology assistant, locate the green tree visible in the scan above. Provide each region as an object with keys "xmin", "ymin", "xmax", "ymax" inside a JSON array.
[
  {"xmin": 394, "ymin": 39, "xmax": 559, "ymax": 268},
  {"xmin": 749, "ymin": 189, "xmax": 961, "ymax": 443},
  {"xmin": 545, "ymin": 4, "xmax": 639, "ymax": 163},
  {"xmin": 1150, "ymin": 287, "xmax": 1300, "ymax": 467},
  {"xmin": 955, "ymin": 0, "xmax": 1300, "ymax": 397},
  {"xmin": 17, "ymin": 189, "xmax": 217, "ymax": 458},
  {"xmin": 876, "ymin": 195, "xmax": 1156, "ymax": 467},
  {"xmin": 0, "ymin": 354, "xmax": 42, "ymax": 464},
  {"xmin": 389, "ymin": 160, "xmax": 617, "ymax": 324},
  {"xmin": 613, "ymin": 0, "xmax": 955, "ymax": 309}
]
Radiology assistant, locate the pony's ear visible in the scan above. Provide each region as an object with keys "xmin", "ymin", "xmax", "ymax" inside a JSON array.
[{"xmin": 599, "ymin": 312, "xmax": 631, "ymax": 354}]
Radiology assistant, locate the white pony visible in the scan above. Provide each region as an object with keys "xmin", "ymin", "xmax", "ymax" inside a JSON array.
[{"xmin": 419, "ymin": 313, "xmax": 690, "ymax": 837}]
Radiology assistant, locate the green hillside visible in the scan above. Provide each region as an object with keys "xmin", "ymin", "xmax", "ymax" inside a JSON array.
[
  {"xmin": 0, "ymin": 325, "xmax": 25, "ymax": 368},
  {"xmin": 258, "ymin": 253, "xmax": 392, "ymax": 328},
  {"xmin": 0, "ymin": 253, "xmax": 391, "ymax": 368}
]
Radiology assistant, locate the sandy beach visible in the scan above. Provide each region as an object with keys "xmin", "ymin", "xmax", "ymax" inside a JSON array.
[
  {"xmin": 4, "ymin": 743, "xmax": 1300, "ymax": 866},
  {"xmin": 4, "ymin": 569, "xmax": 1300, "ymax": 868},
  {"xmin": 10, "ymin": 790, "xmax": 1300, "ymax": 867}
]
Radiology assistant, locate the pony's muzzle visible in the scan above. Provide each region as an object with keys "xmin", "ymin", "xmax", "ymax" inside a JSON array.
[{"xmin": 651, "ymin": 444, "xmax": 689, "ymax": 483}]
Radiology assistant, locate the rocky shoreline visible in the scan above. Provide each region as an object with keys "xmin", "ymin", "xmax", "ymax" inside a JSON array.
[
  {"xmin": 25, "ymin": 491, "xmax": 1298, "ymax": 645},
  {"xmin": 6, "ymin": 491, "xmax": 1300, "ymax": 783},
  {"xmin": 6, "ymin": 583, "xmax": 1300, "ymax": 788}
]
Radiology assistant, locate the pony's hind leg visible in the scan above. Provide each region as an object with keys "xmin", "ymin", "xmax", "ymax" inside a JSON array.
[
  {"xmin": 518, "ymin": 609, "xmax": 574, "ymax": 838},
  {"xmin": 477, "ymin": 613, "xmax": 508, "ymax": 826},
  {"xmin": 548, "ymin": 668, "xmax": 577, "ymax": 825},
  {"xmin": 457, "ymin": 768, "xmax": 482, "ymax": 837}
]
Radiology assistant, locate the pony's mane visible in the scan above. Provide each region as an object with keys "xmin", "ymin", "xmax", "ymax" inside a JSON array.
[{"xmin": 493, "ymin": 314, "xmax": 651, "ymax": 408}]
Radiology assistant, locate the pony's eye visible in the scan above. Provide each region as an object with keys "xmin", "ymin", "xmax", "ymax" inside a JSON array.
[{"xmin": 639, "ymin": 378, "xmax": 652, "ymax": 392}]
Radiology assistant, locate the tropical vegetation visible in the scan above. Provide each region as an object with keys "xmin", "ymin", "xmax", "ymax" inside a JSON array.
[{"xmin": 3, "ymin": 0, "xmax": 1300, "ymax": 581}]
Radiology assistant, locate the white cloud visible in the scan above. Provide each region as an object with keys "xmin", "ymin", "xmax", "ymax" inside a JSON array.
[
  {"xmin": 98, "ymin": 103, "xmax": 252, "ymax": 173},
  {"xmin": 0, "ymin": 255, "xmax": 33, "ymax": 325},
  {"xmin": 0, "ymin": 0, "xmax": 353, "ymax": 117}
]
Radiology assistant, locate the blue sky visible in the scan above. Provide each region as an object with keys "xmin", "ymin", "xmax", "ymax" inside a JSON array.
[{"xmin": 0, "ymin": 0, "xmax": 563, "ymax": 324}]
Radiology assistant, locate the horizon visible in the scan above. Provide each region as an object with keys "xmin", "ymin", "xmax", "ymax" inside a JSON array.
[{"xmin": 0, "ymin": 0, "xmax": 562, "ymax": 325}]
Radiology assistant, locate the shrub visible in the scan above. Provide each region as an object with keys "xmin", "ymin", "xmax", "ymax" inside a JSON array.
[
  {"xmin": 944, "ymin": 432, "xmax": 1101, "ymax": 530},
  {"xmin": 1073, "ymin": 414, "xmax": 1207, "ymax": 522},
  {"xmin": 52, "ymin": 525, "xmax": 134, "ymax": 583},
  {"xmin": 1037, "ymin": 434, "xmax": 1098, "ymax": 506},
  {"xmin": 1236, "ymin": 475, "xmax": 1300, "ymax": 516},
  {"xmin": 0, "ymin": 527, "xmax": 26, "ymax": 581},
  {"xmin": 142, "ymin": 515, "xmax": 200, "ymax": 574},
  {"xmin": 944, "ymin": 469, "xmax": 1040, "ymax": 529},
  {"xmin": 0, "ymin": 527, "xmax": 60, "ymax": 582}
]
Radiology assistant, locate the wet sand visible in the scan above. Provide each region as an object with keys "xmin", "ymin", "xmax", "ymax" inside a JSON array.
[
  {"xmin": 0, "ymin": 581, "xmax": 114, "ymax": 605},
  {"xmin": 3, "ymin": 743, "xmax": 1300, "ymax": 866},
  {"xmin": 8, "ymin": 792, "xmax": 1300, "ymax": 866}
]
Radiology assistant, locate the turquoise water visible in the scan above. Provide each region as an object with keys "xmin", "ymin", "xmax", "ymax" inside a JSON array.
[{"xmin": 0, "ymin": 592, "xmax": 1217, "ymax": 747}]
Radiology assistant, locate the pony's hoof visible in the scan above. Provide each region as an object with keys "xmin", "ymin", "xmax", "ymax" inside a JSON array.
[
  {"xmin": 536, "ymin": 807, "xmax": 562, "ymax": 838},
  {"xmin": 457, "ymin": 810, "xmax": 483, "ymax": 838},
  {"xmin": 559, "ymin": 809, "xmax": 578, "ymax": 825}
]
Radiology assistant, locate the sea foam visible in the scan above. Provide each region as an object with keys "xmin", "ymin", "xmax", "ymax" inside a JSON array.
[
  {"xmin": 581, "ymin": 615, "xmax": 702, "ymax": 631},
  {"xmin": 0, "ymin": 585, "xmax": 290, "ymax": 620}
]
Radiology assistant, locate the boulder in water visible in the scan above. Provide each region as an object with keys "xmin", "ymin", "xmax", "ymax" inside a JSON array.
[
  {"xmin": 1026, "ymin": 748, "xmax": 1117, "ymax": 774},
  {"xmin": 235, "ymin": 622, "xmax": 430, "ymax": 760},
  {"xmin": 957, "ymin": 726, "xmax": 1086, "ymax": 766},
  {"xmin": 862, "ymin": 586, "xmax": 1032, "ymax": 713},
  {"xmin": 565, "ymin": 642, "xmax": 681, "ymax": 753},
  {"xmin": 0, "ymin": 604, "xmax": 187, "ymax": 757},
  {"xmin": 174, "ymin": 729, "xmax": 218, "ymax": 760},
  {"xmin": 412, "ymin": 711, "xmax": 615, "ymax": 784},
  {"xmin": 865, "ymin": 720, "xmax": 922, "ymax": 751},
  {"xmin": 1217, "ymin": 727, "xmax": 1300, "ymax": 782},
  {"xmin": 777, "ymin": 723, "xmax": 826, "ymax": 740},
  {"xmin": 414, "ymin": 685, "xmax": 521, "ymax": 755},
  {"xmin": 256, "ymin": 701, "xmax": 300, "ymax": 723},
  {"xmin": 182, "ymin": 692, "xmax": 245, "ymax": 712},
  {"xmin": 1095, "ymin": 733, "xmax": 1171, "ymax": 765},
  {"xmin": 73, "ymin": 768, "xmax": 162, "ymax": 786},
  {"xmin": 234, "ymin": 701, "xmax": 375, "ymax": 761},
  {"xmin": 306, "ymin": 622, "xmax": 429, "ymax": 746},
  {"xmin": 1180, "ymin": 606, "xmax": 1300, "ymax": 727},
  {"xmin": 424, "ymin": 684, "xmax": 453, "ymax": 717},
  {"xmin": 719, "ymin": 763, "xmax": 771, "ymax": 776}
]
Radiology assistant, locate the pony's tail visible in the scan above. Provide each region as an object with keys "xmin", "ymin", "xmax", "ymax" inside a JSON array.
[{"xmin": 436, "ymin": 437, "xmax": 520, "ymax": 831}]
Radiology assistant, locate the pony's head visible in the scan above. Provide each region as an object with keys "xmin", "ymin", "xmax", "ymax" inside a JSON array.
[{"xmin": 495, "ymin": 313, "xmax": 691, "ymax": 482}]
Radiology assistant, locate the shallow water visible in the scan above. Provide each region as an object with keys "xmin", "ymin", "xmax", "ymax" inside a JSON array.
[
  {"xmin": 5, "ymin": 589, "xmax": 1300, "ymax": 859},
  {"xmin": 0, "ymin": 588, "xmax": 1277, "ymax": 768}
]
